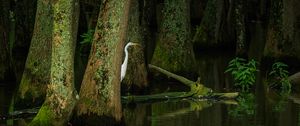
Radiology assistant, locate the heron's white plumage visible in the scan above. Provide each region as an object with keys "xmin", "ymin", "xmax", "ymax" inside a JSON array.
[{"xmin": 121, "ymin": 42, "xmax": 139, "ymax": 81}]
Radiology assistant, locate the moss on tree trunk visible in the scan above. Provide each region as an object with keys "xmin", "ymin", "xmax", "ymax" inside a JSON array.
[
  {"xmin": 122, "ymin": 0, "xmax": 148, "ymax": 90},
  {"xmin": 151, "ymin": 0, "xmax": 195, "ymax": 74},
  {"xmin": 16, "ymin": 0, "xmax": 52, "ymax": 105},
  {"xmin": 76, "ymin": 0, "xmax": 131, "ymax": 121},
  {"xmin": 29, "ymin": 0, "xmax": 79, "ymax": 125}
]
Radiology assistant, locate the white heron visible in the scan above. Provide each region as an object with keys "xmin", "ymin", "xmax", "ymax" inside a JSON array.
[{"xmin": 121, "ymin": 42, "xmax": 140, "ymax": 81}]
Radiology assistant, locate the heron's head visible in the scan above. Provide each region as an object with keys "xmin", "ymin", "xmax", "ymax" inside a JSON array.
[{"xmin": 127, "ymin": 42, "xmax": 141, "ymax": 47}]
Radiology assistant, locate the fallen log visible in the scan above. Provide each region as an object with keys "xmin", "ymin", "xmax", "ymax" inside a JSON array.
[
  {"xmin": 122, "ymin": 64, "xmax": 238, "ymax": 102},
  {"xmin": 289, "ymin": 72, "xmax": 300, "ymax": 92},
  {"xmin": 0, "ymin": 107, "xmax": 39, "ymax": 120}
]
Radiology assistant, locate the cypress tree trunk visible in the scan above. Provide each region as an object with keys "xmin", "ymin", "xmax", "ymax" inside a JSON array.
[
  {"xmin": 141, "ymin": 0, "xmax": 156, "ymax": 63},
  {"xmin": 123, "ymin": 0, "xmax": 148, "ymax": 91},
  {"xmin": 13, "ymin": 0, "xmax": 37, "ymax": 83},
  {"xmin": 151, "ymin": 0, "xmax": 195, "ymax": 74},
  {"xmin": 233, "ymin": 0, "xmax": 246, "ymax": 55},
  {"xmin": 246, "ymin": 0, "xmax": 268, "ymax": 60},
  {"xmin": 264, "ymin": 0, "xmax": 284, "ymax": 58},
  {"xmin": 74, "ymin": 1, "xmax": 100, "ymax": 91},
  {"xmin": 30, "ymin": 0, "xmax": 79, "ymax": 125},
  {"xmin": 264, "ymin": 0, "xmax": 300, "ymax": 60},
  {"xmin": 16, "ymin": 0, "xmax": 52, "ymax": 105},
  {"xmin": 0, "ymin": 0, "xmax": 12, "ymax": 82},
  {"xmin": 192, "ymin": 0, "xmax": 225, "ymax": 47},
  {"xmin": 76, "ymin": 0, "xmax": 131, "ymax": 122}
]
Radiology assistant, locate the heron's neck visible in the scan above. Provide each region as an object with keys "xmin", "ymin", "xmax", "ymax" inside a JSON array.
[
  {"xmin": 121, "ymin": 45, "xmax": 129, "ymax": 80},
  {"xmin": 123, "ymin": 46, "xmax": 129, "ymax": 64}
]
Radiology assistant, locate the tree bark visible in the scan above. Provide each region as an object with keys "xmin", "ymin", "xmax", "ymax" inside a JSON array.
[
  {"xmin": 142, "ymin": 0, "xmax": 156, "ymax": 63},
  {"xmin": 233, "ymin": 0, "xmax": 247, "ymax": 55},
  {"xmin": 264, "ymin": 0, "xmax": 300, "ymax": 60},
  {"xmin": 16, "ymin": 0, "xmax": 52, "ymax": 106},
  {"xmin": 13, "ymin": 0, "xmax": 37, "ymax": 83},
  {"xmin": 30, "ymin": 0, "xmax": 79, "ymax": 125},
  {"xmin": 288, "ymin": 72, "xmax": 300, "ymax": 92},
  {"xmin": 122, "ymin": 0, "xmax": 148, "ymax": 91},
  {"xmin": 151, "ymin": 0, "xmax": 196, "ymax": 74},
  {"xmin": 192, "ymin": 0, "xmax": 225, "ymax": 47},
  {"xmin": 76, "ymin": 0, "xmax": 131, "ymax": 122},
  {"xmin": 0, "ymin": 0, "xmax": 12, "ymax": 82}
]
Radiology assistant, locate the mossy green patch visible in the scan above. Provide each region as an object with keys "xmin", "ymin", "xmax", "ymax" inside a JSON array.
[{"xmin": 29, "ymin": 106, "xmax": 54, "ymax": 126}]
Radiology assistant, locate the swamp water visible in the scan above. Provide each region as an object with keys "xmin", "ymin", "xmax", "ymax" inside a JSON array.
[{"xmin": 1, "ymin": 52, "xmax": 300, "ymax": 126}]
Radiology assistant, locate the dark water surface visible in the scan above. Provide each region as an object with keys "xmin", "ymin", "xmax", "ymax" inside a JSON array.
[
  {"xmin": 121, "ymin": 52, "xmax": 300, "ymax": 126},
  {"xmin": 123, "ymin": 96, "xmax": 300, "ymax": 126},
  {"xmin": 1, "ymin": 52, "xmax": 300, "ymax": 126}
]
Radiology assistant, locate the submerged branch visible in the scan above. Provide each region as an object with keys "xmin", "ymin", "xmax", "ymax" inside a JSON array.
[
  {"xmin": 122, "ymin": 91, "xmax": 239, "ymax": 103},
  {"xmin": 122, "ymin": 64, "xmax": 239, "ymax": 103},
  {"xmin": 0, "ymin": 107, "xmax": 39, "ymax": 120}
]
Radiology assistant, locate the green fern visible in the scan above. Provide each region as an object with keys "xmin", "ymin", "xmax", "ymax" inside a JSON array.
[
  {"xmin": 225, "ymin": 58, "xmax": 258, "ymax": 92},
  {"xmin": 79, "ymin": 29, "xmax": 94, "ymax": 55},
  {"xmin": 80, "ymin": 29, "xmax": 94, "ymax": 45},
  {"xmin": 268, "ymin": 62, "xmax": 291, "ymax": 94}
]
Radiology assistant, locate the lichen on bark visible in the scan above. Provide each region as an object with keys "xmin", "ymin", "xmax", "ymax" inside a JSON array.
[
  {"xmin": 30, "ymin": 0, "xmax": 79, "ymax": 125},
  {"xmin": 76, "ymin": 0, "xmax": 131, "ymax": 121}
]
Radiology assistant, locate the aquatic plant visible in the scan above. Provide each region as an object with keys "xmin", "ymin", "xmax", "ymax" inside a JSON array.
[
  {"xmin": 225, "ymin": 57, "xmax": 258, "ymax": 92},
  {"xmin": 268, "ymin": 62, "xmax": 291, "ymax": 94}
]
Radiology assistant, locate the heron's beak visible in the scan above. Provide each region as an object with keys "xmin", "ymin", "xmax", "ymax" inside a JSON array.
[{"xmin": 132, "ymin": 43, "xmax": 141, "ymax": 47}]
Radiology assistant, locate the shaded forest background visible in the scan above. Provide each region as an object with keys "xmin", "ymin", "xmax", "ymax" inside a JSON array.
[
  {"xmin": 1, "ymin": 0, "xmax": 300, "ymax": 83},
  {"xmin": 1, "ymin": 0, "xmax": 300, "ymax": 125}
]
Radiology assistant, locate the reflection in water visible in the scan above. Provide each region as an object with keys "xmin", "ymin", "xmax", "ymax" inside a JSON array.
[
  {"xmin": 1, "ymin": 52, "xmax": 300, "ymax": 126},
  {"xmin": 273, "ymin": 93, "xmax": 289, "ymax": 112},
  {"xmin": 151, "ymin": 100, "xmax": 212, "ymax": 119},
  {"xmin": 228, "ymin": 93, "xmax": 256, "ymax": 117},
  {"xmin": 127, "ymin": 100, "xmax": 221, "ymax": 126},
  {"xmin": 196, "ymin": 52, "xmax": 234, "ymax": 92},
  {"xmin": 123, "ymin": 103, "xmax": 151, "ymax": 126},
  {"xmin": 150, "ymin": 100, "xmax": 215, "ymax": 126}
]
